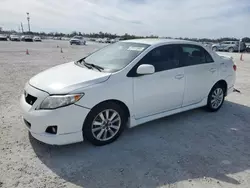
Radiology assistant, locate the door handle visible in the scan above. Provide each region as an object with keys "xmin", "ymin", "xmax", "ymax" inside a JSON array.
[
  {"xmin": 175, "ymin": 74, "xmax": 184, "ymax": 79},
  {"xmin": 209, "ymin": 68, "xmax": 216, "ymax": 73}
]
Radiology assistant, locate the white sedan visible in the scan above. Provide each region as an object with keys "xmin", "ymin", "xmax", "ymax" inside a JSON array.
[
  {"xmin": 20, "ymin": 39, "xmax": 236, "ymax": 146},
  {"xmin": 70, "ymin": 36, "xmax": 86, "ymax": 45}
]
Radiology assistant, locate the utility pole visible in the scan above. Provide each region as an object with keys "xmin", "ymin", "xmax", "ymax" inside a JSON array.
[
  {"xmin": 26, "ymin": 12, "xmax": 30, "ymax": 32},
  {"xmin": 20, "ymin": 22, "xmax": 24, "ymax": 33}
]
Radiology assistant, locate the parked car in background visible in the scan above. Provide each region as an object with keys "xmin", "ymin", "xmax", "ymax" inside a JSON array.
[
  {"xmin": 99, "ymin": 38, "xmax": 107, "ymax": 43},
  {"xmin": 212, "ymin": 41, "xmax": 246, "ymax": 52},
  {"xmin": 33, "ymin": 36, "xmax": 42, "ymax": 42},
  {"xmin": 20, "ymin": 39, "xmax": 236, "ymax": 146},
  {"xmin": 106, "ymin": 38, "xmax": 111, "ymax": 43},
  {"xmin": 53, "ymin": 37, "xmax": 61, "ymax": 40},
  {"xmin": 246, "ymin": 44, "xmax": 250, "ymax": 52},
  {"xmin": 61, "ymin": 37, "xmax": 70, "ymax": 41},
  {"xmin": 70, "ymin": 36, "xmax": 86, "ymax": 45},
  {"xmin": 202, "ymin": 42, "xmax": 212, "ymax": 48},
  {"xmin": 96, "ymin": 38, "xmax": 102, "ymax": 43},
  {"xmin": 10, "ymin": 34, "xmax": 20, "ymax": 41},
  {"xmin": 21, "ymin": 35, "xmax": 33, "ymax": 42},
  {"xmin": 110, "ymin": 38, "xmax": 120, "ymax": 43},
  {"xmin": 0, "ymin": 34, "xmax": 8, "ymax": 41}
]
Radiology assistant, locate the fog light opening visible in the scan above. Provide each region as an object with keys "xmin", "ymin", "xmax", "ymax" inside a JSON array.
[{"xmin": 45, "ymin": 126, "xmax": 58, "ymax": 134}]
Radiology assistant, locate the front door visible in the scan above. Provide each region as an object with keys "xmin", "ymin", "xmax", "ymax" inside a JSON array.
[{"xmin": 130, "ymin": 44, "xmax": 185, "ymax": 119}]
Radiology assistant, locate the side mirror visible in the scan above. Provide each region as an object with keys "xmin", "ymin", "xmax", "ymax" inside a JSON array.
[{"xmin": 136, "ymin": 64, "xmax": 155, "ymax": 75}]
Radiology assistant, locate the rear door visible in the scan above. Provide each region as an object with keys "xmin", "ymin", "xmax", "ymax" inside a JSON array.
[{"xmin": 180, "ymin": 44, "xmax": 218, "ymax": 107}]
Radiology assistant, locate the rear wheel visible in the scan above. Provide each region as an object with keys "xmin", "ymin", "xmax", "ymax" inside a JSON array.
[
  {"xmin": 206, "ymin": 84, "xmax": 226, "ymax": 112},
  {"xmin": 83, "ymin": 102, "xmax": 127, "ymax": 146},
  {"xmin": 228, "ymin": 47, "xmax": 234, "ymax": 53}
]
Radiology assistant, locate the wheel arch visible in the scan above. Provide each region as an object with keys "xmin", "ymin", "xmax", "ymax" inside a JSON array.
[
  {"xmin": 212, "ymin": 80, "xmax": 228, "ymax": 95},
  {"xmin": 83, "ymin": 99, "xmax": 131, "ymax": 127}
]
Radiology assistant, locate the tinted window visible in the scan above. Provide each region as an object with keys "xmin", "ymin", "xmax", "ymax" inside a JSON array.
[
  {"xmin": 180, "ymin": 45, "xmax": 206, "ymax": 66},
  {"xmin": 204, "ymin": 49, "xmax": 214, "ymax": 63},
  {"xmin": 139, "ymin": 45, "xmax": 180, "ymax": 72},
  {"xmin": 180, "ymin": 45, "xmax": 214, "ymax": 66}
]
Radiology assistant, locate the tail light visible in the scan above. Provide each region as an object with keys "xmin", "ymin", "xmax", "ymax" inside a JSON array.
[{"xmin": 233, "ymin": 64, "xmax": 237, "ymax": 71}]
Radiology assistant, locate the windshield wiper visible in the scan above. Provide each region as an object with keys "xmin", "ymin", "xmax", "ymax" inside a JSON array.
[
  {"xmin": 76, "ymin": 58, "xmax": 104, "ymax": 72},
  {"xmin": 87, "ymin": 63, "xmax": 104, "ymax": 72},
  {"xmin": 84, "ymin": 62, "xmax": 104, "ymax": 72}
]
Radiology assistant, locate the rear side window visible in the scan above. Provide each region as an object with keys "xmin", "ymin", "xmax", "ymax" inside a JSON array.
[
  {"xmin": 140, "ymin": 45, "xmax": 180, "ymax": 72},
  {"xmin": 180, "ymin": 44, "xmax": 214, "ymax": 66},
  {"xmin": 204, "ymin": 50, "xmax": 214, "ymax": 63}
]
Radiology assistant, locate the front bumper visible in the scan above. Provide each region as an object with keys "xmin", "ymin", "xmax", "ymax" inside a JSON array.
[
  {"xmin": 70, "ymin": 41, "xmax": 81, "ymax": 45},
  {"xmin": 30, "ymin": 131, "xmax": 83, "ymax": 145},
  {"xmin": 24, "ymin": 38, "xmax": 33, "ymax": 42},
  {"xmin": 20, "ymin": 84, "xmax": 90, "ymax": 145}
]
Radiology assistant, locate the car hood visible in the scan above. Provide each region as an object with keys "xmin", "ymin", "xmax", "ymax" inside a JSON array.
[
  {"xmin": 70, "ymin": 39, "xmax": 81, "ymax": 41},
  {"xmin": 29, "ymin": 62, "xmax": 111, "ymax": 94}
]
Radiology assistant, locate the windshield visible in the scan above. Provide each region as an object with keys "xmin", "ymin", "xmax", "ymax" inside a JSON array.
[
  {"xmin": 74, "ymin": 36, "xmax": 82, "ymax": 39},
  {"xmin": 84, "ymin": 42, "xmax": 149, "ymax": 72}
]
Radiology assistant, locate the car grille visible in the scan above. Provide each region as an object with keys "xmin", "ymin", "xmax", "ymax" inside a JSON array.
[{"xmin": 24, "ymin": 91, "xmax": 37, "ymax": 106}]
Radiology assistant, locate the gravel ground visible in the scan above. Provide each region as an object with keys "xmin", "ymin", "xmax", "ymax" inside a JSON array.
[{"xmin": 0, "ymin": 40, "xmax": 250, "ymax": 188}]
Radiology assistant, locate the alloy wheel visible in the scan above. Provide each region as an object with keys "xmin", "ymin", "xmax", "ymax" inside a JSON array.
[
  {"xmin": 211, "ymin": 88, "xmax": 224, "ymax": 109},
  {"xmin": 91, "ymin": 109, "xmax": 121, "ymax": 141}
]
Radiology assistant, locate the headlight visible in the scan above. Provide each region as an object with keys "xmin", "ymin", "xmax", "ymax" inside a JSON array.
[{"xmin": 37, "ymin": 94, "xmax": 84, "ymax": 110}]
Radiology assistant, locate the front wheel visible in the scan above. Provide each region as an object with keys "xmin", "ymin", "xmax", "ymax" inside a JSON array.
[
  {"xmin": 206, "ymin": 84, "xmax": 225, "ymax": 112},
  {"xmin": 83, "ymin": 102, "xmax": 127, "ymax": 146},
  {"xmin": 212, "ymin": 47, "xmax": 218, "ymax": 51}
]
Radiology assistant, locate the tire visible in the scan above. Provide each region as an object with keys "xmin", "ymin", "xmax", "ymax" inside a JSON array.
[
  {"xmin": 212, "ymin": 47, "xmax": 218, "ymax": 51},
  {"xmin": 228, "ymin": 47, "xmax": 234, "ymax": 53},
  {"xmin": 206, "ymin": 84, "xmax": 226, "ymax": 112},
  {"xmin": 83, "ymin": 102, "xmax": 127, "ymax": 146}
]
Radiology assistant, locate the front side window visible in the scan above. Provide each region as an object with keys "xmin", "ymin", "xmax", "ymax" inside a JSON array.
[
  {"xmin": 84, "ymin": 42, "xmax": 149, "ymax": 72},
  {"xmin": 139, "ymin": 45, "xmax": 180, "ymax": 72}
]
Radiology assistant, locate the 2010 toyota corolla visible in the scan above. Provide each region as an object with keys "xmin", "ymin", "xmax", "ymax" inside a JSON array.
[{"xmin": 20, "ymin": 39, "xmax": 236, "ymax": 146}]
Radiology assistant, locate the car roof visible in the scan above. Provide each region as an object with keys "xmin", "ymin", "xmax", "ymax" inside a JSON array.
[{"xmin": 121, "ymin": 38, "xmax": 201, "ymax": 46}]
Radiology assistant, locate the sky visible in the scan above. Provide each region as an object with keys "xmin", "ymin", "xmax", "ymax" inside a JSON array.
[{"xmin": 0, "ymin": 0, "xmax": 249, "ymax": 38}]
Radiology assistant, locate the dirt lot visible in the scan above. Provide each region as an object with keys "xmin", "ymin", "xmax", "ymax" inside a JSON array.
[{"xmin": 0, "ymin": 40, "xmax": 250, "ymax": 188}]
